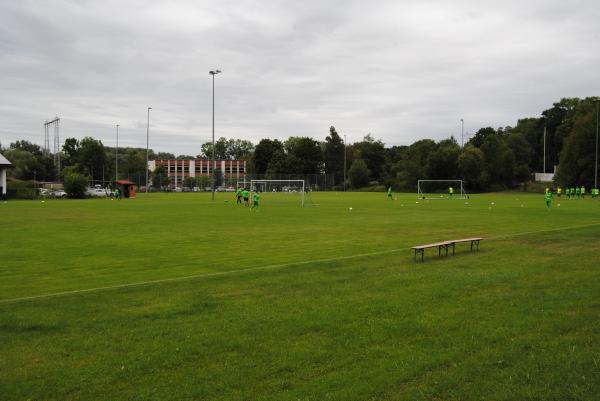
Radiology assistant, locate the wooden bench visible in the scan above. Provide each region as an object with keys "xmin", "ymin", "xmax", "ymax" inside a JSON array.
[{"xmin": 411, "ymin": 237, "xmax": 483, "ymax": 262}]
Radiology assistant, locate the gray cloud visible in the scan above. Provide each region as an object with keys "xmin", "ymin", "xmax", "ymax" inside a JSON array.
[{"xmin": 1, "ymin": 0, "xmax": 599, "ymax": 154}]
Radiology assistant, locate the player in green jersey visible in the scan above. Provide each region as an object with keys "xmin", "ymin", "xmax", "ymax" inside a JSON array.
[
  {"xmin": 448, "ymin": 186, "xmax": 454, "ymax": 198},
  {"xmin": 251, "ymin": 191, "xmax": 260, "ymax": 211},
  {"xmin": 557, "ymin": 187, "xmax": 562, "ymax": 198},
  {"xmin": 581, "ymin": 186, "xmax": 585, "ymax": 199},
  {"xmin": 236, "ymin": 188, "xmax": 243, "ymax": 205},
  {"xmin": 575, "ymin": 186, "xmax": 581, "ymax": 199},
  {"xmin": 241, "ymin": 188, "xmax": 250, "ymax": 207},
  {"xmin": 544, "ymin": 189, "xmax": 552, "ymax": 209},
  {"xmin": 387, "ymin": 186, "xmax": 393, "ymax": 200}
]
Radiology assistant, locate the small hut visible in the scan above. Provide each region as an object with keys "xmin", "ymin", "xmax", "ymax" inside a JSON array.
[
  {"xmin": 115, "ymin": 180, "xmax": 137, "ymax": 198},
  {"xmin": 0, "ymin": 153, "xmax": 13, "ymax": 200}
]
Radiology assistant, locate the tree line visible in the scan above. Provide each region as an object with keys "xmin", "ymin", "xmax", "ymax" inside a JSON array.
[{"xmin": 2, "ymin": 96, "xmax": 598, "ymax": 192}]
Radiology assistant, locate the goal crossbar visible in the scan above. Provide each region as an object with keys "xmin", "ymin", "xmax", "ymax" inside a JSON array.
[
  {"xmin": 417, "ymin": 179, "xmax": 468, "ymax": 199},
  {"xmin": 250, "ymin": 179, "xmax": 306, "ymax": 207}
]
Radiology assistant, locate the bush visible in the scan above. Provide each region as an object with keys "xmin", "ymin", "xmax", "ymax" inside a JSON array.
[{"xmin": 63, "ymin": 173, "xmax": 88, "ymax": 198}]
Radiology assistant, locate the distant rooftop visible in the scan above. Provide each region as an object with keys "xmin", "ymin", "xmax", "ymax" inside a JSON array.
[{"xmin": 0, "ymin": 153, "xmax": 13, "ymax": 166}]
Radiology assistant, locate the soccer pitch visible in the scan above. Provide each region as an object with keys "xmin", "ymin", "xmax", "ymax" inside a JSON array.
[{"xmin": 1, "ymin": 192, "xmax": 599, "ymax": 400}]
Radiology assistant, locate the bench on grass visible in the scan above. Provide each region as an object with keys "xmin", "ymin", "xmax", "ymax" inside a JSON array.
[{"xmin": 411, "ymin": 237, "xmax": 483, "ymax": 262}]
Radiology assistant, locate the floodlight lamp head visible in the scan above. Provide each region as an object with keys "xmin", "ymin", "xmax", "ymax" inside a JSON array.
[{"xmin": 209, "ymin": 69, "xmax": 222, "ymax": 75}]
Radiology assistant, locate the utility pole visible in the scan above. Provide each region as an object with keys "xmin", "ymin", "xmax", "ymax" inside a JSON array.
[
  {"xmin": 115, "ymin": 124, "xmax": 119, "ymax": 182},
  {"xmin": 460, "ymin": 118, "xmax": 464, "ymax": 148},
  {"xmin": 543, "ymin": 125, "xmax": 547, "ymax": 174},
  {"xmin": 146, "ymin": 107, "xmax": 152, "ymax": 194},
  {"xmin": 343, "ymin": 135, "xmax": 347, "ymax": 192},
  {"xmin": 209, "ymin": 69, "xmax": 221, "ymax": 201},
  {"xmin": 595, "ymin": 100, "xmax": 599, "ymax": 189}
]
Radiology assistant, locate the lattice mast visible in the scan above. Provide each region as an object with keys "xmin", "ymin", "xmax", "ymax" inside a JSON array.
[{"xmin": 43, "ymin": 117, "xmax": 60, "ymax": 180}]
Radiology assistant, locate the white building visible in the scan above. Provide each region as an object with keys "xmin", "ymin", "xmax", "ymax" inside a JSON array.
[{"xmin": 0, "ymin": 153, "xmax": 13, "ymax": 199}]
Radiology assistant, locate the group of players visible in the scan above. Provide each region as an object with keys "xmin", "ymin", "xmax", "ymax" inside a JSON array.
[
  {"xmin": 544, "ymin": 185, "xmax": 599, "ymax": 208},
  {"xmin": 235, "ymin": 187, "xmax": 260, "ymax": 210},
  {"xmin": 553, "ymin": 186, "xmax": 599, "ymax": 199}
]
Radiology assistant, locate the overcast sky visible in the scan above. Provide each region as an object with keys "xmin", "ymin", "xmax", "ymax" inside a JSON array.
[{"xmin": 1, "ymin": 0, "xmax": 599, "ymax": 155}]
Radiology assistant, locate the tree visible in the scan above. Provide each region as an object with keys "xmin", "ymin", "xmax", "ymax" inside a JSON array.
[
  {"xmin": 555, "ymin": 100, "xmax": 598, "ymax": 187},
  {"xmin": 10, "ymin": 140, "xmax": 43, "ymax": 156},
  {"xmin": 480, "ymin": 134, "xmax": 515, "ymax": 187},
  {"xmin": 426, "ymin": 138, "xmax": 460, "ymax": 180},
  {"xmin": 283, "ymin": 136, "xmax": 322, "ymax": 174},
  {"xmin": 201, "ymin": 137, "xmax": 228, "ymax": 159},
  {"xmin": 63, "ymin": 167, "xmax": 89, "ymax": 198},
  {"xmin": 324, "ymin": 126, "xmax": 345, "ymax": 183},
  {"xmin": 183, "ymin": 176, "xmax": 196, "ymax": 189},
  {"xmin": 226, "ymin": 139, "xmax": 254, "ymax": 159},
  {"xmin": 352, "ymin": 134, "xmax": 386, "ymax": 181},
  {"xmin": 252, "ymin": 139, "xmax": 285, "ymax": 174},
  {"xmin": 468, "ymin": 127, "xmax": 498, "ymax": 148},
  {"xmin": 395, "ymin": 139, "xmax": 436, "ymax": 190},
  {"xmin": 155, "ymin": 152, "xmax": 175, "ymax": 160},
  {"xmin": 458, "ymin": 146, "xmax": 487, "ymax": 189},
  {"xmin": 151, "ymin": 165, "xmax": 170, "ymax": 190},
  {"xmin": 505, "ymin": 133, "xmax": 532, "ymax": 182},
  {"xmin": 348, "ymin": 159, "xmax": 370, "ymax": 188},
  {"xmin": 78, "ymin": 137, "xmax": 106, "ymax": 180},
  {"xmin": 62, "ymin": 138, "xmax": 80, "ymax": 167}
]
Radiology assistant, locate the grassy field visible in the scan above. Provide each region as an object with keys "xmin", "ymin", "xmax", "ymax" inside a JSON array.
[{"xmin": 1, "ymin": 191, "xmax": 599, "ymax": 400}]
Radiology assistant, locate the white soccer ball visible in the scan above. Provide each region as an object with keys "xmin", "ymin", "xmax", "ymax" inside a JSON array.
[
  {"xmin": 491, "ymin": 202, "xmax": 495, "ymax": 205},
  {"xmin": 348, "ymin": 207, "xmax": 353, "ymax": 211},
  {"xmin": 41, "ymin": 200, "xmax": 45, "ymax": 203},
  {"xmin": 558, "ymin": 203, "xmax": 561, "ymax": 207},
  {"xmin": 416, "ymin": 201, "xmax": 419, "ymax": 204}
]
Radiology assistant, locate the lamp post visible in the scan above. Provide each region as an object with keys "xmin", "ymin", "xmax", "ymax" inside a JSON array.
[
  {"xmin": 146, "ymin": 107, "xmax": 152, "ymax": 194},
  {"xmin": 460, "ymin": 118, "xmax": 464, "ymax": 147},
  {"xmin": 595, "ymin": 100, "xmax": 599, "ymax": 189},
  {"xmin": 115, "ymin": 124, "xmax": 119, "ymax": 182},
  {"xmin": 343, "ymin": 134, "xmax": 347, "ymax": 192},
  {"xmin": 209, "ymin": 69, "xmax": 221, "ymax": 201}
]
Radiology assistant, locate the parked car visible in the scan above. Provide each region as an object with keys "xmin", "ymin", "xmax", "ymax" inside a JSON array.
[
  {"xmin": 53, "ymin": 190, "xmax": 67, "ymax": 198},
  {"xmin": 86, "ymin": 187, "xmax": 109, "ymax": 197}
]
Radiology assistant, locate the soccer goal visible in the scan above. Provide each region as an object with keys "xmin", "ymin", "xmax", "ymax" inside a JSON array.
[
  {"xmin": 417, "ymin": 180, "xmax": 468, "ymax": 199},
  {"xmin": 250, "ymin": 179, "xmax": 306, "ymax": 207}
]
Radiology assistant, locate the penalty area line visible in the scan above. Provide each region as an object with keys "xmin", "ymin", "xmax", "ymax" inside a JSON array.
[{"xmin": 1, "ymin": 221, "xmax": 599, "ymax": 305}]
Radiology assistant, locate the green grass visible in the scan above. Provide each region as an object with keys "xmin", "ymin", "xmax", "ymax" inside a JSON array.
[{"xmin": 1, "ymin": 192, "xmax": 599, "ymax": 400}]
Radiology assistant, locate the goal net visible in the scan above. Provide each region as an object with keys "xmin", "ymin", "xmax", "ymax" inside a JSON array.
[
  {"xmin": 417, "ymin": 180, "xmax": 468, "ymax": 199},
  {"xmin": 250, "ymin": 179, "xmax": 306, "ymax": 207}
]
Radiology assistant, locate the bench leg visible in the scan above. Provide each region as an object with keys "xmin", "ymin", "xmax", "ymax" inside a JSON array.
[
  {"xmin": 452, "ymin": 243, "xmax": 455, "ymax": 255},
  {"xmin": 445, "ymin": 244, "xmax": 449, "ymax": 257},
  {"xmin": 476, "ymin": 240, "xmax": 480, "ymax": 251}
]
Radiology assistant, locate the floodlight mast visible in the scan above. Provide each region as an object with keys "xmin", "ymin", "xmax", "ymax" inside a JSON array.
[
  {"xmin": 146, "ymin": 107, "xmax": 151, "ymax": 194},
  {"xmin": 595, "ymin": 99, "xmax": 599, "ymax": 189},
  {"xmin": 115, "ymin": 124, "xmax": 119, "ymax": 181},
  {"xmin": 460, "ymin": 118, "xmax": 464, "ymax": 148},
  {"xmin": 209, "ymin": 69, "xmax": 222, "ymax": 201}
]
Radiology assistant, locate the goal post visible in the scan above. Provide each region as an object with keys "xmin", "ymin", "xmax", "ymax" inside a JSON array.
[
  {"xmin": 249, "ymin": 179, "xmax": 306, "ymax": 207},
  {"xmin": 417, "ymin": 179, "xmax": 468, "ymax": 199}
]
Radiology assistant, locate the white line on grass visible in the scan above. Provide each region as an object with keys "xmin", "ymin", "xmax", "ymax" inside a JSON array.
[{"xmin": 1, "ymin": 222, "xmax": 599, "ymax": 305}]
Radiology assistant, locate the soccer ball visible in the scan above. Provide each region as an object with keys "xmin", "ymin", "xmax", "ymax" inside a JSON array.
[
  {"xmin": 348, "ymin": 207, "xmax": 353, "ymax": 211},
  {"xmin": 558, "ymin": 203, "xmax": 561, "ymax": 207}
]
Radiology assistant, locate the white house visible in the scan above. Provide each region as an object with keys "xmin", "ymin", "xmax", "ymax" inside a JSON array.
[{"xmin": 0, "ymin": 153, "xmax": 13, "ymax": 199}]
